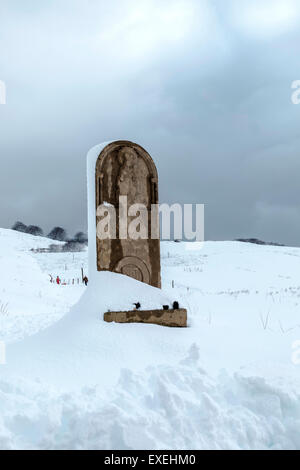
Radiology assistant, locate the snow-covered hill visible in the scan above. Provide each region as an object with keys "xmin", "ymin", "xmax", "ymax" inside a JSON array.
[
  {"xmin": 0, "ymin": 229, "xmax": 300, "ymax": 450},
  {"xmin": 0, "ymin": 229, "xmax": 86, "ymax": 342}
]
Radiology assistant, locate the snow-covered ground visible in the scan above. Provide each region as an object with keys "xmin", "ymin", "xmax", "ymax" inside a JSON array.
[
  {"xmin": 0, "ymin": 229, "xmax": 86, "ymax": 342},
  {"xmin": 0, "ymin": 228, "xmax": 300, "ymax": 450}
]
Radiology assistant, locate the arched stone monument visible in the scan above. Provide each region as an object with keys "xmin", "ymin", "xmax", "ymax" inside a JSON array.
[{"xmin": 95, "ymin": 140, "xmax": 161, "ymax": 288}]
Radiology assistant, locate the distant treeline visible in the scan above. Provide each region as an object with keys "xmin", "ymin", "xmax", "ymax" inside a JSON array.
[
  {"xmin": 236, "ymin": 238, "xmax": 285, "ymax": 247},
  {"xmin": 12, "ymin": 221, "xmax": 88, "ymax": 252}
]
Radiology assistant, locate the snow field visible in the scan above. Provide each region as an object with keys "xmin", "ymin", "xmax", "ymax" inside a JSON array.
[{"xmin": 1, "ymin": 229, "xmax": 300, "ymax": 449}]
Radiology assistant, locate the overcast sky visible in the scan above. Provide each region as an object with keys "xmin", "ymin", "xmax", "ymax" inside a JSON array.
[{"xmin": 1, "ymin": 0, "xmax": 300, "ymax": 244}]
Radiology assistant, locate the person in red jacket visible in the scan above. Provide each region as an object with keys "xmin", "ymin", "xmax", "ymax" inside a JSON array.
[{"xmin": 56, "ymin": 276, "xmax": 61, "ymax": 285}]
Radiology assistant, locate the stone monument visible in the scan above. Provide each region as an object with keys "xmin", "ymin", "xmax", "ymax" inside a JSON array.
[
  {"xmin": 88, "ymin": 139, "xmax": 187, "ymax": 327},
  {"xmin": 95, "ymin": 140, "xmax": 161, "ymax": 288}
]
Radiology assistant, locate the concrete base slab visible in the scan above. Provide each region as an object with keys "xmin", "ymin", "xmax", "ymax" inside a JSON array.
[{"xmin": 104, "ymin": 309, "xmax": 187, "ymax": 328}]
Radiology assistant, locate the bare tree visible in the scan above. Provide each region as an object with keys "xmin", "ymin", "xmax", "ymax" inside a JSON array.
[
  {"xmin": 12, "ymin": 221, "xmax": 27, "ymax": 233},
  {"xmin": 47, "ymin": 227, "xmax": 67, "ymax": 241},
  {"xmin": 25, "ymin": 225, "xmax": 44, "ymax": 237}
]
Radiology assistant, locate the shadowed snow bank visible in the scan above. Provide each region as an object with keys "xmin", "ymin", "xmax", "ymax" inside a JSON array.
[{"xmin": 1, "ymin": 344, "xmax": 300, "ymax": 450}]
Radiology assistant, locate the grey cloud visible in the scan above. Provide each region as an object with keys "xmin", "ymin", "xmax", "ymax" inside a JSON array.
[{"xmin": 0, "ymin": 0, "xmax": 300, "ymax": 245}]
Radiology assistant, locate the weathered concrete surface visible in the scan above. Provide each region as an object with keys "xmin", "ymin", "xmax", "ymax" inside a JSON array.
[
  {"xmin": 104, "ymin": 309, "xmax": 187, "ymax": 328},
  {"xmin": 95, "ymin": 140, "xmax": 161, "ymax": 288}
]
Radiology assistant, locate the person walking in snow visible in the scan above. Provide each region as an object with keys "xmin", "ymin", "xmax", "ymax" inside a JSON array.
[
  {"xmin": 56, "ymin": 276, "xmax": 61, "ymax": 285},
  {"xmin": 83, "ymin": 276, "xmax": 88, "ymax": 286}
]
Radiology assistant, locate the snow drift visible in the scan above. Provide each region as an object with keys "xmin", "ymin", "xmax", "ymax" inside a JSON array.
[
  {"xmin": 1, "ymin": 344, "xmax": 300, "ymax": 450},
  {"xmin": 1, "ymin": 229, "xmax": 300, "ymax": 449}
]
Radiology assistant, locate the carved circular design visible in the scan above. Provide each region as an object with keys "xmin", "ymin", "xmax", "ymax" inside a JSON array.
[{"xmin": 115, "ymin": 256, "xmax": 150, "ymax": 284}]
